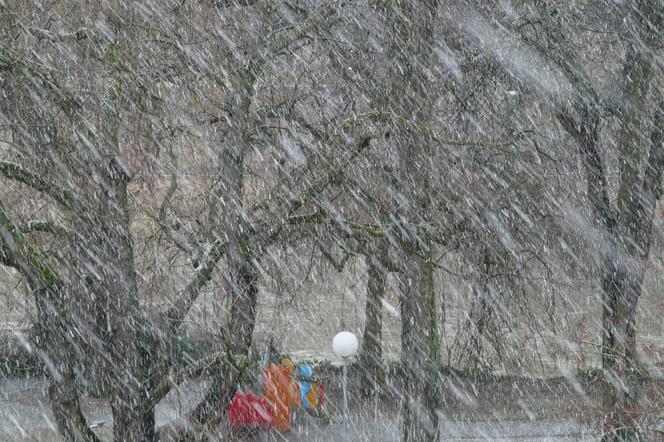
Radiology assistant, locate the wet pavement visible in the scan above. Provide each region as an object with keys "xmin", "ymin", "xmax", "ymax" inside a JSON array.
[{"xmin": 0, "ymin": 377, "xmax": 601, "ymax": 441}]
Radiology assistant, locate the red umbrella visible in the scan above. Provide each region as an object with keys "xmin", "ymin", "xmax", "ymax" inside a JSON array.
[{"xmin": 228, "ymin": 391, "xmax": 274, "ymax": 429}]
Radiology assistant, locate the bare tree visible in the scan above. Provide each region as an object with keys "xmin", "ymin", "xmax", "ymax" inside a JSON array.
[{"xmin": 460, "ymin": 0, "xmax": 663, "ymax": 438}]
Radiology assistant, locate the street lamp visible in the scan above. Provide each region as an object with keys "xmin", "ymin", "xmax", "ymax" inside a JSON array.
[{"xmin": 332, "ymin": 331, "xmax": 358, "ymax": 441}]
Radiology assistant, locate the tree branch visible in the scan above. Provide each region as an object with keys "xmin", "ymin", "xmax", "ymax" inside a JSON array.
[
  {"xmin": 157, "ymin": 152, "xmax": 196, "ymax": 256},
  {"xmin": 22, "ymin": 219, "xmax": 86, "ymax": 243},
  {"xmin": 318, "ymin": 241, "xmax": 352, "ymax": 272},
  {"xmin": 0, "ymin": 206, "xmax": 61, "ymax": 288},
  {"xmin": 161, "ymin": 239, "xmax": 226, "ymax": 328},
  {"xmin": 268, "ymin": 0, "xmax": 349, "ymax": 56},
  {"xmin": 162, "ymin": 132, "xmax": 373, "ymax": 333},
  {"xmin": 148, "ymin": 350, "xmax": 231, "ymax": 410},
  {"xmin": 0, "ymin": 205, "xmax": 99, "ymax": 442},
  {"xmin": 632, "ymin": 102, "xmax": 664, "ymax": 258},
  {"xmin": 0, "ymin": 43, "xmax": 107, "ymax": 179},
  {"xmin": 0, "ymin": 161, "xmax": 84, "ymax": 214},
  {"xmin": 557, "ymin": 110, "xmax": 615, "ymax": 231}
]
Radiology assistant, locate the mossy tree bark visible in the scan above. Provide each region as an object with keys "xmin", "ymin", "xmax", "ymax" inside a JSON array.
[
  {"xmin": 97, "ymin": 159, "xmax": 156, "ymax": 442},
  {"xmin": 37, "ymin": 286, "xmax": 101, "ymax": 442},
  {"xmin": 400, "ymin": 240, "xmax": 441, "ymax": 442},
  {"xmin": 379, "ymin": 0, "xmax": 442, "ymax": 439},
  {"xmin": 360, "ymin": 240, "xmax": 388, "ymax": 397}
]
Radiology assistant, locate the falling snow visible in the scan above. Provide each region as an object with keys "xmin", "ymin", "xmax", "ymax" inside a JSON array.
[{"xmin": 0, "ymin": 1, "xmax": 663, "ymax": 441}]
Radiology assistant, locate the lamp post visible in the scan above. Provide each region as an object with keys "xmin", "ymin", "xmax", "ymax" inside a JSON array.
[{"xmin": 332, "ymin": 331, "xmax": 358, "ymax": 441}]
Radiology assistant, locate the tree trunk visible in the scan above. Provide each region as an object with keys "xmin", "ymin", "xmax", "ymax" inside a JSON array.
[
  {"xmin": 600, "ymin": 4, "xmax": 660, "ymax": 432},
  {"xmin": 182, "ymin": 255, "xmax": 259, "ymax": 439},
  {"xmin": 229, "ymin": 259, "xmax": 259, "ymax": 355},
  {"xmin": 572, "ymin": 120, "xmax": 644, "ymax": 442},
  {"xmin": 109, "ymin": 312, "xmax": 156, "ymax": 441},
  {"xmin": 601, "ymin": 104, "xmax": 663, "ymax": 441},
  {"xmin": 69, "ymin": 264, "xmax": 113, "ymax": 397},
  {"xmin": 180, "ymin": 74, "xmax": 257, "ymax": 437},
  {"xmin": 565, "ymin": 96, "xmax": 662, "ymax": 440},
  {"xmin": 35, "ymin": 287, "xmax": 100, "ymax": 442},
  {"xmin": 92, "ymin": 159, "xmax": 156, "ymax": 441},
  {"xmin": 360, "ymin": 242, "xmax": 388, "ymax": 397},
  {"xmin": 400, "ymin": 242, "xmax": 441, "ymax": 442},
  {"xmin": 376, "ymin": 1, "xmax": 441, "ymax": 437},
  {"xmin": 599, "ymin": 265, "xmax": 643, "ymax": 441}
]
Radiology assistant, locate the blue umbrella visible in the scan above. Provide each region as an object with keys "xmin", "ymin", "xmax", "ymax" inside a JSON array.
[{"xmin": 297, "ymin": 364, "xmax": 314, "ymax": 409}]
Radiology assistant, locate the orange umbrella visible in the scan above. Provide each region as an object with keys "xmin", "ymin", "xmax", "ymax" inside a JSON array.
[{"xmin": 263, "ymin": 359, "xmax": 298, "ymax": 432}]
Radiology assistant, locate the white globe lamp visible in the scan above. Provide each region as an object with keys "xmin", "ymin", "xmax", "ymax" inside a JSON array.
[{"xmin": 332, "ymin": 331, "xmax": 358, "ymax": 358}]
